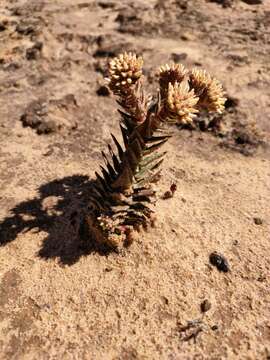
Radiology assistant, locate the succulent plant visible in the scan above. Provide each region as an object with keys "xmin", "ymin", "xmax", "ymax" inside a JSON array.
[{"xmin": 84, "ymin": 53, "xmax": 226, "ymax": 250}]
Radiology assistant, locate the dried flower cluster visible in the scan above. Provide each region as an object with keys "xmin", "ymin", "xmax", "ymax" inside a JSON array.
[
  {"xmin": 158, "ymin": 63, "xmax": 187, "ymax": 99},
  {"xmin": 85, "ymin": 53, "xmax": 226, "ymax": 250},
  {"xmin": 166, "ymin": 82, "xmax": 199, "ymax": 125},
  {"xmin": 189, "ymin": 69, "xmax": 226, "ymax": 114},
  {"xmin": 108, "ymin": 52, "xmax": 143, "ymax": 90},
  {"xmin": 107, "ymin": 53, "xmax": 147, "ymax": 124}
]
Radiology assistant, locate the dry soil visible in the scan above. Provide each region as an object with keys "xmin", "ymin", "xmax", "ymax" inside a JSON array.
[{"xmin": 0, "ymin": 1, "xmax": 270, "ymax": 359}]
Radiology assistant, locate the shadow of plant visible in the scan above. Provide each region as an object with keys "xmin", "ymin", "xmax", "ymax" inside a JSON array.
[{"xmin": 0, "ymin": 175, "xmax": 111, "ymax": 265}]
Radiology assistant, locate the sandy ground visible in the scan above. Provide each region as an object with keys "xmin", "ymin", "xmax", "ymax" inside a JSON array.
[{"xmin": 0, "ymin": 0, "xmax": 270, "ymax": 359}]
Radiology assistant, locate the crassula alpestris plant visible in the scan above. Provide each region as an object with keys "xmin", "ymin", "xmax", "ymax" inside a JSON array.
[{"xmin": 85, "ymin": 53, "xmax": 226, "ymax": 249}]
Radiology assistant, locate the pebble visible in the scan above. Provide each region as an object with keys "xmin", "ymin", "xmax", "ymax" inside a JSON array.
[
  {"xmin": 253, "ymin": 217, "xmax": 263, "ymax": 225},
  {"xmin": 209, "ymin": 251, "xmax": 230, "ymax": 272},
  {"xmin": 201, "ymin": 299, "xmax": 211, "ymax": 313}
]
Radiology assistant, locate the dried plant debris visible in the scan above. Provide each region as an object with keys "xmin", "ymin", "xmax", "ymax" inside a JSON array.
[
  {"xmin": 178, "ymin": 319, "xmax": 205, "ymax": 343},
  {"xmin": 178, "ymin": 317, "xmax": 219, "ymax": 343},
  {"xmin": 84, "ymin": 53, "xmax": 226, "ymax": 250}
]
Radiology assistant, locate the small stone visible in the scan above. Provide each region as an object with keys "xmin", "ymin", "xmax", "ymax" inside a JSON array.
[
  {"xmin": 170, "ymin": 183, "xmax": 177, "ymax": 194},
  {"xmin": 209, "ymin": 252, "xmax": 230, "ymax": 272},
  {"xmin": 201, "ymin": 299, "xmax": 211, "ymax": 313},
  {"xmin": 253, "ymin": 217, "xmax": 263, "ymax": 225},
  {"xmin": 211, "ymin": 325, "xmax": 218, "ymax": 331}
]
